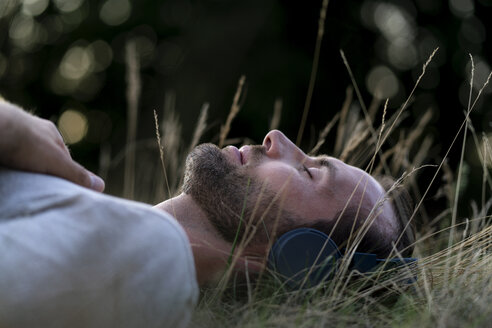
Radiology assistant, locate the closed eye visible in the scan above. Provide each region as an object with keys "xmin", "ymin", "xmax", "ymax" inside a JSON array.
[{"xmin": 303, "ymin": 165, "xmax": 313, "ymax": 179}]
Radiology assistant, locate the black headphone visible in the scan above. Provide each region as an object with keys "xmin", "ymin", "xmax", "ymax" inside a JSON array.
[{"xmin": 267, "ymin": 228, "xmax": 417, "ymax": 288}]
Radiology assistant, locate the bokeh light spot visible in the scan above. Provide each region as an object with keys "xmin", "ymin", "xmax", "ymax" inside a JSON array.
[
  {"xmin": 0, "ymin": 1, "xmax": 17, "ymax": 18},
  {"xmin": 59, "ymin": 45, "xmax": 94, "ymax": 80},
  {"xmin": 53, "ymin": 0, "xmax": 84, "ymax": 13},
  {"xmin": 388, "ymin": 42, "xmax": 418, "ymax": 70},
  {"xmin": 360, "ymin": 1, "xmax": 378, "ymax": 29},
  {"xmin": 9, "ymin": 14, "xmax": 35, "ymax": 41},
  {"xmin": 460, "ymin": 17, "xmax": 486, "ymax": 44},
  {"xmin": 373, "ymin": 3, "xmax": 415, "ymax": 45},
  {"xmin": 366, "ymin": 65, "xmax": 399, "ymax": 99},
  {"xmin": 465, "ymin": 58, "xmax": 492, "ymax": 93},
  {"xmin": 22, "ymin": 0, "xmax": 49, "ymax": 16},
  {"xmin": 100, "ymin": 0, "xmax": 132, "ymax": 26},
  {"xmin": 8, "ymin": 13, "xmax": 44, "ymax": 51},
  {"xmin": 449, "ymin": 0, "xmax": 474, "ymax": 17},
  {"xmin": 58, "ymin": 109, "xmax": 88, "ymax": 144}
]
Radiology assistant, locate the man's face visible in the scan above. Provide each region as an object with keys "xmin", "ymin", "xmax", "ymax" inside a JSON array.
[{"xmin": 183, "ymin": 130, "xmax": 397, "ymax": 247}]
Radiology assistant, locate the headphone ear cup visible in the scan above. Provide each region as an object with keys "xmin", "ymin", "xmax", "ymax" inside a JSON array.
[{"xmin": 268, "ymin": 228, "xmax": 342, "ymax": 288}]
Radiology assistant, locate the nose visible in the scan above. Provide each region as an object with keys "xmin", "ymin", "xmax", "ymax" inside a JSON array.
[{"xmin": 262, "ymin": 130, "xmax": 306, "ymax": 161}]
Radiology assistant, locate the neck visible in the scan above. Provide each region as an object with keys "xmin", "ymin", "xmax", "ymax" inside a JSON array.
[{"xmin": 154, "ymin": 193, "xmax": 235, "ymax": 286}]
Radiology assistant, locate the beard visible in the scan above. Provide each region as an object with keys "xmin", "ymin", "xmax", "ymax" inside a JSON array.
[{"xmin": 182, "ymin": 143, "xmax": 287, "ymax": 244}]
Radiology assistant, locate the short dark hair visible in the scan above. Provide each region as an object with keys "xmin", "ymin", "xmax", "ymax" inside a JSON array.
[
  {"xmin": 304, "ymin": 175, "xmax": 416, "ymax": 258},
  {"xmin": 376, "ymin": 175, "xmax": 416, "ymax": 257}
]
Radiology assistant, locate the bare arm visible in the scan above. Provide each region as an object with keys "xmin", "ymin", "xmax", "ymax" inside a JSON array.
[{"xmin": 0, "ymin": 99, "xmax": 104, "ymax": 191}]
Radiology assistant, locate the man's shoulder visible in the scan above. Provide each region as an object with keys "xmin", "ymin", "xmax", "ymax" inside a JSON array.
[
  {"xmin": 0, "ymin": 168, "xmax": 189, "ymax": 252},
  {"xmin": 0, "ymin": 169, "xmax": 198, "ymax": 328}
]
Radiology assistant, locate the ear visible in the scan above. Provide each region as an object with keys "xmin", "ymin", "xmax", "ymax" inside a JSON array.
[
  {"xmin": 223, "ymin": 238, "xmax": 272, "ymax": 285},
  {"xmin": 231, "ymin": 254, "xmax": 266, "ymax": 275}
]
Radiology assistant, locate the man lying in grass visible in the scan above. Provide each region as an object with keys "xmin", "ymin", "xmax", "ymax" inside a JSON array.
[
  {"xmin": 156, "ymin": 129, "xmax": 416, "ymax": 286},
  {"xmin": 0, "ymin": 100, "xmax": 415, "ymax": 328}
]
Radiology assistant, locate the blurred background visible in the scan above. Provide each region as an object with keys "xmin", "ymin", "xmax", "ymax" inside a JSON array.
[{"xmin": 1, "ymin": 0, "xmax": 491, "ymax": 224}]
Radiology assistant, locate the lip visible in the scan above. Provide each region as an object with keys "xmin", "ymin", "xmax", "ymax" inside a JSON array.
[
  {"xmin": 239, "ymin": 145, "xmax": 249, "ymax": 165},
  {"xmin": 223, "ymin": 146, "xmax": 243, "ymax": 165},
  {"xmin": 236, "ymin": 147, "xmax": 243, "ymax": 165}
]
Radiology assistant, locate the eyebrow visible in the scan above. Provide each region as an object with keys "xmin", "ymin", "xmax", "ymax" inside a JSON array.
[{"xmin": 315, "ymin": 156, "xmax": 336, "ymax": 177}]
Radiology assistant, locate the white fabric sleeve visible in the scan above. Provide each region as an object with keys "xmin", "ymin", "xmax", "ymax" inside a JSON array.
[{"xmin": 0, "ymin": 169, "xmax": 198, "ymax": 328}]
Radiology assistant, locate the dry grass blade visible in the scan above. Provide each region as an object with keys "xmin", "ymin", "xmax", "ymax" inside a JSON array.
[
  {"xmin": 270, "ymin": 97, "xmax": 283, "ymax": 131},
  {"xmin": 153, "ymin": 110, "xmax": 173, "ymax": 211},
  {"xmin": 219, "ymin": 75, "xmax": 246, "ymax": 148},
  {"xmin": 189, "ymin": 103, "xmax": 209, "ymax": 152},
  {"xmin": 334, "ymin": 86, "xmax": 353, "ymax": 155},
  {"xmin": 364, "ymin": 98, "xmax": 388, "ymax": 176},
  {"xmin": 98, "ymin": 142, "xmax": 111, "ymax": 181},
  {"xmin": 377, "ymin": 99, "xmax": 388, "ymax": 151},
  {"xmin": 466, "ymin": 121, "xmax": 492, "ymax": 215},
  {"xmin": 339, "ymin": 122, "xmax": 371, "ymax": 163},
  {"xmin": 388, "ymin": 109, "xmax": 432, "ymax": 175},
  {"xmin": 123, "ymin": 40, "xmax": 141, "ymax": 200},
  {"xmin": 394, "ymin": 55, "xmax": 491, "ymax": 261},
  {"xmin": 367, "ymin": 96, "xmax": 382, "ymax": 122},
  {"xmin": 339, "ymin": 50, "xmax": 377, "ymax": 141},
  {"xmin": 480, "ymin": 133, "xmax": 492, "ymax": 204},
  {"xmin": 339, "ymin": 52, "xmax": 396, "ymax": 175},
  {"xmin": 379, "ymin": 48, "xmax": 439, "ymax": 149},
  {"xmin": 295, "ymin": 0, "xmax": 329, "ymax": 146},
  {"xmin": 448, "ymin": 55, "xmax": 475, "ymax": 249},
  {"xmin": 339, "ymin": 49, "xmax": 438, "ymax": 178},
  {"xmin": 309, "ymin": 112, "xmax": 340, "ymax": 155},
  {"xmin": 158, "ymin": 91, "xmax": 183, "ymax": 193}
]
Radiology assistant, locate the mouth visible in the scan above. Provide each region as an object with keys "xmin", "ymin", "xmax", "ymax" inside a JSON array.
[
  {"xmin": 239, "ymin": 146, "xmax": 249, "ymax": 165},
  {"xmin": 239, "ymin": 145, "xmax": 266, "ymax": 166},
  {"xmin": 223, "ymin": 145, "xmax": 264, "ymax": 166},
  {"xmin": 223, "ymin": 146, "xmax": 243, "ymax": 165}
]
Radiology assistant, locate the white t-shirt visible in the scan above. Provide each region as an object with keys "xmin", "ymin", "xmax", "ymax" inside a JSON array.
[{"xmin": 0, "ymin": 168, "xmax": 198, "ymax": 328}]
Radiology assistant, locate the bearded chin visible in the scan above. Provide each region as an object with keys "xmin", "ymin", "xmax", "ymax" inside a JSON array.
[{"xmin": 182, "ymin": 143, "xmax": 255, "ymax": 242}]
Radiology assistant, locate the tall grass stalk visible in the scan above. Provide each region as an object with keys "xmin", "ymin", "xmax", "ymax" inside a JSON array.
[
  {"xmin": 269, "ymin": 97, "xmax": 283, "ymax": 131},
  {"xmin": 189, "ymin": 103, "xmax": 209, "ymax": 152},
  {"xmin": 153, "ymin": 110, "xmax": 173, "ymax": 208},
  {"xmin": 219, "ymin": 75, "xmax": 246, "ymax": 148},
  {"xmin": 296, "ymin": 0, "xmax": 329, "ymax": 146},
  {"xmin": 340, "ymin": 49, "xmax": 377, "ymax": 143},
  {"xmin": 334, "ymin": 86, "xmax": 353, "ymax": 155},
  {"xmin": 123, "ymin": 40, "xmax": 141, "ymax": 199},
  {"xmin": 448, "ymin": 55, "xmax": 475, "ymax": 250}
]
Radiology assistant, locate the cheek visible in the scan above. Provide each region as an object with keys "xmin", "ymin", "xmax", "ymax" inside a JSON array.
[
  {"xmin": 253, "ymin": 166, "xmax": 299, "ymax": 198},
  {"xmin": 254, "ymin": 166, "xmax": 323, "ymax": 216}
]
